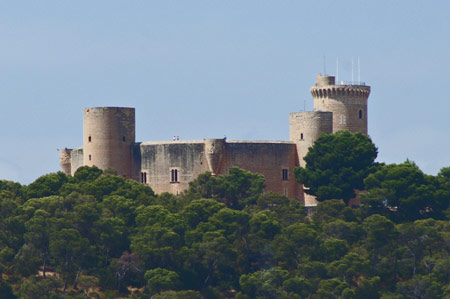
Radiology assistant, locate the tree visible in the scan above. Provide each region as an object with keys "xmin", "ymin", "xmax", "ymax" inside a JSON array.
[
  {"xmin": 145, "ymin": 268, "xmax": 180, "ymax": 295},
  {"xmin": 363, "ymin": 162, "xmax": 450, "ymax": 222},
  {"xmin": 327, "ymin": 253, "xmax": 371, "ymax": 285},
  {"xmin": 153, "ymin": 290, "xmax": 202, "ymax": 299},
  {"xmin": 111, "ymin": 251, "xmax": 143, "ymax": 291},
  {"xmin": 13, "ymin": 244, "xmax": 41, "ymax": 277},
  {"xmin": 73, "ymin": 165, "xmax": 103, "ymax": 183},
  {"xmin": 397, "ymin": 219, "xmax": 442, "ymax": 277},
  {"xmin": 186, "ymin": 167, "xmax": 265, "ymax": 209},
  {"xmin": 49, "ymin": 228, "xmax": 92, "ymax": 291},
  {"xmin": 249, "ymin": 192, "xmax": 306, "ymax": 226},
  {"xmin": 24, "ymin": 172, "xmax": 69, "ymax": 200},
  {"xmin": 0, "ymin": 280, "xmax": 16, "ymax": 299},
  {"xmin": 295, "ymin": 131, "xmax": 378, "ymax": 205},
  {"xmin": 396, "ymin": 275, "xmax": 443, "ymax": 299},
  {"xmin": 362, "ymin": 215, "xmax": 398, "ymax": 275},
  {"xmin": 437, "ymin": 166, "xmax": 450, "ymax": 180},
  {"xmin": 238, "ymin": 267, "xmax": 290, "ymax": 298},
  {"xmin": 274, "ymin": 223, "xmax": 318, "ymax": 268},
  {"xmin": 315, "ymin": 278, "xmax": 348, "ymax": 298}
]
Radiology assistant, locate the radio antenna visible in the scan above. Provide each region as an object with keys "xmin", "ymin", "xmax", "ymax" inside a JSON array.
[
  {"xmin": 351, "ymin": 56, "xmax": 354, "ymax": 84},
  {"xmin": 336, "ymin": 58, "xmax": 339, "ymax": 84},
  {"xmin": 358, "ymin": 56, "xmax": 361, "ymax": 83}
]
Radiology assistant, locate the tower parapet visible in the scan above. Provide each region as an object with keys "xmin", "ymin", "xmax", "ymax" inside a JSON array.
[
  {"xmin": 311, "ymin": 74, "xmax": 370, "ymax": 134},
  {"xmin": 83, "ymin": 107, "xmax": 135, "ymax": 178}
]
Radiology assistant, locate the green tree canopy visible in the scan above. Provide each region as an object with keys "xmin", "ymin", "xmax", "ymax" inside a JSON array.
[
  {"xmin": 185, "ymin": 167, "xmax": 265, "ymax": 209},
  {"xmin": 294, "ymin": 131, "xmax": 378, "ymax": 205},
  {"xmin": 363, "ymin": 161, "xmax": 450, "ymax": 222}
]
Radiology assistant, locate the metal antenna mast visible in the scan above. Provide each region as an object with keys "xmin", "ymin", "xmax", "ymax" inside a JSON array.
[
  {"xmin": 336, "ymin": 58, "xmax": 339, "ymax": 84},
  {"xmin": 351, "ymin": 56, "xmax": 354, "ymax": 84},
  {"xmin": 358, "ymin": 56, "xmax": 361, "ymax": 83}
]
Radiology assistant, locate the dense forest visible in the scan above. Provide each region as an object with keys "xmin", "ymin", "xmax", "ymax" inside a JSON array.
[{"xmin": 0, "ymin": 132, "xmax": 449, "ymax": 298}]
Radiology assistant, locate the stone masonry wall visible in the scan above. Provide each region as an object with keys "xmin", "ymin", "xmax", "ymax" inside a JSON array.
[
  {"xmin": 70, "ymin": 148, "xmax": 84, "ymax": 176},
  {"xmin": 135, "ymin": 140, "xmax": 302, "ymax": 200}
]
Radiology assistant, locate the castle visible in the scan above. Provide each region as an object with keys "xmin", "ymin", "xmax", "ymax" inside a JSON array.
[{"xmin": 59, "ymin": 74, "xmax": 370, "ymax": 206}]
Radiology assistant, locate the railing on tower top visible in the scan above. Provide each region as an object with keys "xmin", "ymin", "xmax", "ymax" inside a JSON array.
[{"xmin": 336, "ymin": 81, "xmax": 366, "ymax": 86}]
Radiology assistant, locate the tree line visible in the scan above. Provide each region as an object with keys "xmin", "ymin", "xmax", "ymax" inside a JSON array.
[{"xmin": 0, "ymin": 131, "xmax": 449, "ymax": 298}]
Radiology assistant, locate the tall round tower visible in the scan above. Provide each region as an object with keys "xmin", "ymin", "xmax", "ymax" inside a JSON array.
[
  {"xmin": 311, "ymin": 74, "xmax": 370, "ymax": 134},
  {"xmin": 83, "ymin": 107, "xmax": 135, "ymax": 178}
]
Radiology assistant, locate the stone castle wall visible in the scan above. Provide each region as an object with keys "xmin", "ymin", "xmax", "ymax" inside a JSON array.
[
  {"xmin": 134, "ymin": 140, "xmax": 301, "ymax": 200},
  {"xmin": 70, "ymin": 148, "xmax": 84, "ymax": 176},
  {"xmin": 221, "ymin": 141, "xmax": 300, "ymax": 199},
  {"xmin": 136, "ymin": 141, "xmax": 209, "ymax": 195}
]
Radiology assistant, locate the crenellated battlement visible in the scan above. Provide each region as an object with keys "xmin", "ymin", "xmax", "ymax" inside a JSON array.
[
  {"xmin": 309, "ymin": 74, "xmax": 371, "ymax": 135},
  {"xmin": 310, "ymin": 85, "xmax": 370, "ymax": 99}
]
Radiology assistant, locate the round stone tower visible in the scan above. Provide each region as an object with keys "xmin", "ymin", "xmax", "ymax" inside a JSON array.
[
  {"xmin": 311, "ymin": 74, "xmax": 370, "ymax": 134},
  {"xmin": 83, "ymin": 107, "xmax": 135, "ymax": 178},
  {"xmin": 289, "ymin": 111, "xmax": 333, "ymax": 167}
]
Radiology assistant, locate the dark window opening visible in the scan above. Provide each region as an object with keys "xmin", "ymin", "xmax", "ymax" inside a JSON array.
[
  {"xmin": 300, "ymin": 133, "xmax": 304, "ymax": 140},
  {"xmin": 171, "ymin": 169, "xmax": 179, "ymax": 183},
  {"xmin": 123, "ymin": 136, "xmax": 126, "ymax": 141},
  {"xmin": 141, "ymin": 172, "xmax": 147, "ymax": 183},
  {"xmin": 88, "ymin": 136, "xmax": 92, "ymax": 142},
  {"xmin": 89, "ymin": 154, "xmax": 92, "ymax": 161},
  {"xmin": 282, "ymin": 169, "xmax": 288, "ymax": 181},
  {"xmin": 359, "ymin": 110, "xmax": 363, "ymax": 119}
]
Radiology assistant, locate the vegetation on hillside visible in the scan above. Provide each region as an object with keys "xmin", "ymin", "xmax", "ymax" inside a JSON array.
[{"xmin": 0, "ymin": 132, "xmax": 449, "ymax": 298}]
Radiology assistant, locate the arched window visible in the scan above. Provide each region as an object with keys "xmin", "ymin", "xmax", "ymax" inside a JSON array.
[
  {"xmin": 88, "ymin": 136, "xmax": 92, "ymax": 142},
  {"xmin": 300, "ymin": 133, "xmax": 304, "ymax": 140}
]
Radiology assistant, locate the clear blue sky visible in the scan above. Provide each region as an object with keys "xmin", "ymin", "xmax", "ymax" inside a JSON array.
[{"xmin": 1, "ymin": 1, "xmax": 449, "ymax": 184}]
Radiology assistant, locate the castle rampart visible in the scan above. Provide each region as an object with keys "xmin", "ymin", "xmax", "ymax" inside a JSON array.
[{"xmin": 135, "ymin": 140, "xmax": 301, "ymax": 199}]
